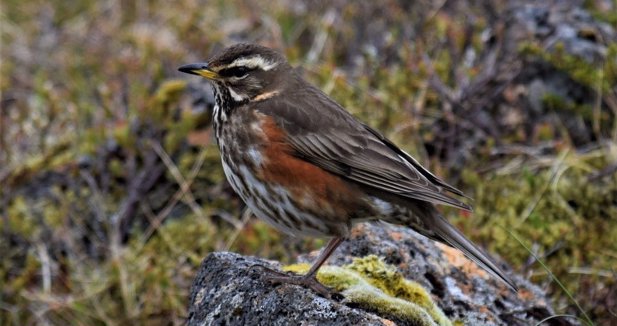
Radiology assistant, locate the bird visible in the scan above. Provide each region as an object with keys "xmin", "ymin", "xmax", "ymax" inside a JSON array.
[{"xmin": 178, "ymin": 43, "xmax": 517, "ymax": 297}]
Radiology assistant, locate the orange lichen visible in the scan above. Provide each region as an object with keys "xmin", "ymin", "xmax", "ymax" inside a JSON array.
[
  {"xmin": 517, "ymin": 289, "xmax": 536, "ymax": 301},
  {"xmin": 436, "ymin": 243, "xmax": 489, "ymax": 279},
  {"xmin": 389, "ymin": 231, "xmax": 403, "ymax": 241}
]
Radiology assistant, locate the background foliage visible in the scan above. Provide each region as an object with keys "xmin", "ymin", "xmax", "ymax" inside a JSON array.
[{"xmin": 1, "ymin": 0, "xmax": 616, "ymax": 324}]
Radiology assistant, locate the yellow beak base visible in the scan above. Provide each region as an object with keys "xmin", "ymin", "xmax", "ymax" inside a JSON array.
[{"xmin": 178, "ymin": 63, "xmax": 219, "ymax": 80}]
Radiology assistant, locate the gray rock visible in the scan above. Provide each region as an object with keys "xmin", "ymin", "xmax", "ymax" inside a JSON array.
[
  {"xmin": 188, "ymin": 223, "xmax": 574, "ymax": 326},
  {"xmin": 507, "ymin": 1, "xmax": 614, "ymax": 62},
  {"xmin": 502, "ymin": 1, "xmax": 616, "ymax": 145},
  {"xmin": 187, "ymin": 251, "xmax": 389, "ymax": 326}
]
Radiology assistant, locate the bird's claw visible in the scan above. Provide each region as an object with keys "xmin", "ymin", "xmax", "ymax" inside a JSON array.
[{"xmin": 248, "ymin": 264, "xmax": 341, "ymax": 300}]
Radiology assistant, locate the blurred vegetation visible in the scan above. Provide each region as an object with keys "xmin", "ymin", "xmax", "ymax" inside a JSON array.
[{"xmin": 1, "ymin": 0, "xmax": 616, "ymax": 325}]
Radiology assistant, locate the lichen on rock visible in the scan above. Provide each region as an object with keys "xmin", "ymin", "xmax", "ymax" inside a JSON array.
[
  {"xmin": 286, "ymin": 255, "xmax": 451, "ymax": 326},
  {"xmin": 188, "ymin": 223, "xmax": 564, "ymax": 326}
]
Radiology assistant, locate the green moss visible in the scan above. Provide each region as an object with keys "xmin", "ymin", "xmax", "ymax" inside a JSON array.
[
  {"xmin": 542, "ymin": 93, "xmax": 595, "ymax": 121},
  {"xmin": 112, "ymin": 122, "xmax": 134, "ymax": 149},
  {"xmin": 5, "ymin": 196, "xmax": 37, "ymax": 237},
  {"xmin": 519, "ymin": 42, "xmax": 615, "ymax": 92},
  {"xmin": 3, "ymin": 139, "xmax": 73, "ymax": 188},
  {"xmin": 585, "ymin": 0, "xmax": 617, "ymax": 25},
  {"xmin": 459, "ymin": 148, "xmax": 617, "ymax": 318},
  {"xmin": 285, "ymin": 255, "xmax": 451, "ymax": 326},
  {"xmin": 145, "ymin": 79, "xmax": 188, "ymax": 123}
]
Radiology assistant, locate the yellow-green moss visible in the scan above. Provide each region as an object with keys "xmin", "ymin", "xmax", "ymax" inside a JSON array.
[
  {"xmin": 3, "ymin": 139, "xmax": 73, "ymax": 188},
  {"xmin": 519, "ymin": 41, "xmax": 616, "ymax": 92},
  {"xmin": 5, "ymin": 196, "xmax": 38, "ymax": 237},
  {"xmin": 144, "ymin": 79, "xmax": 188, "ymax": 123},
  {"xmin": 285, "ymin": 255, "xmax": 451, "ymax": 326},
  {"xmin": 459, "ymin": 148, "xmax": 617, "ymax": 320},
  {"xmin": 584, "ymin": 0, "xmax": 617, "ymax": 32}
]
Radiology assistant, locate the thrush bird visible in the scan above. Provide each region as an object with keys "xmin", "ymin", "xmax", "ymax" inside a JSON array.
[{"xmin": 179, "ymin": 43, "xmax": 517, "ymax": 296}]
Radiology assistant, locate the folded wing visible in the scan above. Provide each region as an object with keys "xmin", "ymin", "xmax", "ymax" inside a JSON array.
[{"xmin": 254, "ymin": 84, "xmax": 471, "ymax": 211}]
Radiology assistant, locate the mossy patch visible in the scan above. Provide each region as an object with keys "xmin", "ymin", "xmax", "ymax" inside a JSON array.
[
  {"xmin": 458, "ymin": 147, "xmax": 617, "ymax": 320},
  {"xmin": 285, "ymin": 255, "xmax": 451, "ymax": 326},
  {"xmin": 519, "ymin": 41, "xmax": 615, "ymax": 92}
]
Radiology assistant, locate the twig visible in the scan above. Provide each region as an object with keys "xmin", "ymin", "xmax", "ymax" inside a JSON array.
[
  {"xmin": 224, "ymin": 208, "xmax": 253, "ymax": 251},
  {"xmin": 506, "ymin": 228, "xmax": 595, "ymax": 326},
  {"xmin": 150, "ymin": 141, "xmax": 241, "ymax": 228},
  {"xmin": 112, "ymin": 145, "xmax": 166, "ymax": 242},
  {"xmin": 587, "ymin": 162, "xmax": 617, "ymax": 181},
  {"xmin": 306, "ymin": 8, "xmax": 337, "ymax": 65},
  {"xmin": 567, "ymin": 267, "xmax": 615, "ymax": 278},
  {"xmin": 36, "ymin": 243, "xmax": 52, "ymax": 294},
  {"xmin": 519, "ymin": 149, "xmax": 569, "ymax": 223},
  {"xmin": 138, "ymin": 146, "xmax": 213, "ymax": 246}
]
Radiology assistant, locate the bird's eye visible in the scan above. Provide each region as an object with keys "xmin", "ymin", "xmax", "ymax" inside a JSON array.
[{"xmin": 221, "ymin": 66, "xmax": 251, "ymax": 78}]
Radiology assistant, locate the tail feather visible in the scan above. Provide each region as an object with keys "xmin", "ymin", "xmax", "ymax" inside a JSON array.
[{"xmin": 427, "ymin": 215, "xmax": 518, "ymax": 292}]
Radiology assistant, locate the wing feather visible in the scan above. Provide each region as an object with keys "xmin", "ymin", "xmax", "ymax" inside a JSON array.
[{"xmin": 254, "ymin": 83, "xmax": 471, "ymax": 211}]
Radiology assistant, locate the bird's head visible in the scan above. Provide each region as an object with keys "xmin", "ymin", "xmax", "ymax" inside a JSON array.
[{"xmin": 178, "ymin": 43, "xmax": 290, "ymax": 102}]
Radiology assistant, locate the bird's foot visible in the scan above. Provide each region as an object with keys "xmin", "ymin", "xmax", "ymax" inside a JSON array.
[{"xmin": 247, "ymin": 264, "xmax": 340, "ymax": 300}]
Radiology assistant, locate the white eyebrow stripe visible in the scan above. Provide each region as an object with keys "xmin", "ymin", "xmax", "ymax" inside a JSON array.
[{"xmin": 226, "ymin": 56, "xmax": 278, "ymax": 71}]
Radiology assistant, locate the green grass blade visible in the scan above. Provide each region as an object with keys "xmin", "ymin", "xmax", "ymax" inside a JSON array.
[{"xmin": 504, "ymin": 227, "xmax": 594, "ymax": 326}]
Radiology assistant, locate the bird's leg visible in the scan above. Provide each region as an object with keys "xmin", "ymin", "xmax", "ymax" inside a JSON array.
[{"xmin": 252, "ymin": 237, "xmax": 344, "ymax": 298}]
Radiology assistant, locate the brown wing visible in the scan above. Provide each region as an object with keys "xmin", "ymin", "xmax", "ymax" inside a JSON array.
[{"xmin": 253, "ymin": 82, "xmax": 472, "ymax": 211}]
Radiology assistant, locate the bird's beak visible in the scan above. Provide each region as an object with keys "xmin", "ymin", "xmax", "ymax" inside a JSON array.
[{"xmin": 178, "ymin": 62, "xmax": 219, "ymax": 80}]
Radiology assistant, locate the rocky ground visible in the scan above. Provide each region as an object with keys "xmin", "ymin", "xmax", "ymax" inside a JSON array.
[{"xmin": 188, "ymin": 224, "xmax": 570, "ymax": 326}]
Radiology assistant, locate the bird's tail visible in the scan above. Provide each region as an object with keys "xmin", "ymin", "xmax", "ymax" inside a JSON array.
[{"xmin": 425, "ymin": 214, "xmax": 518, "ymax": 292}]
